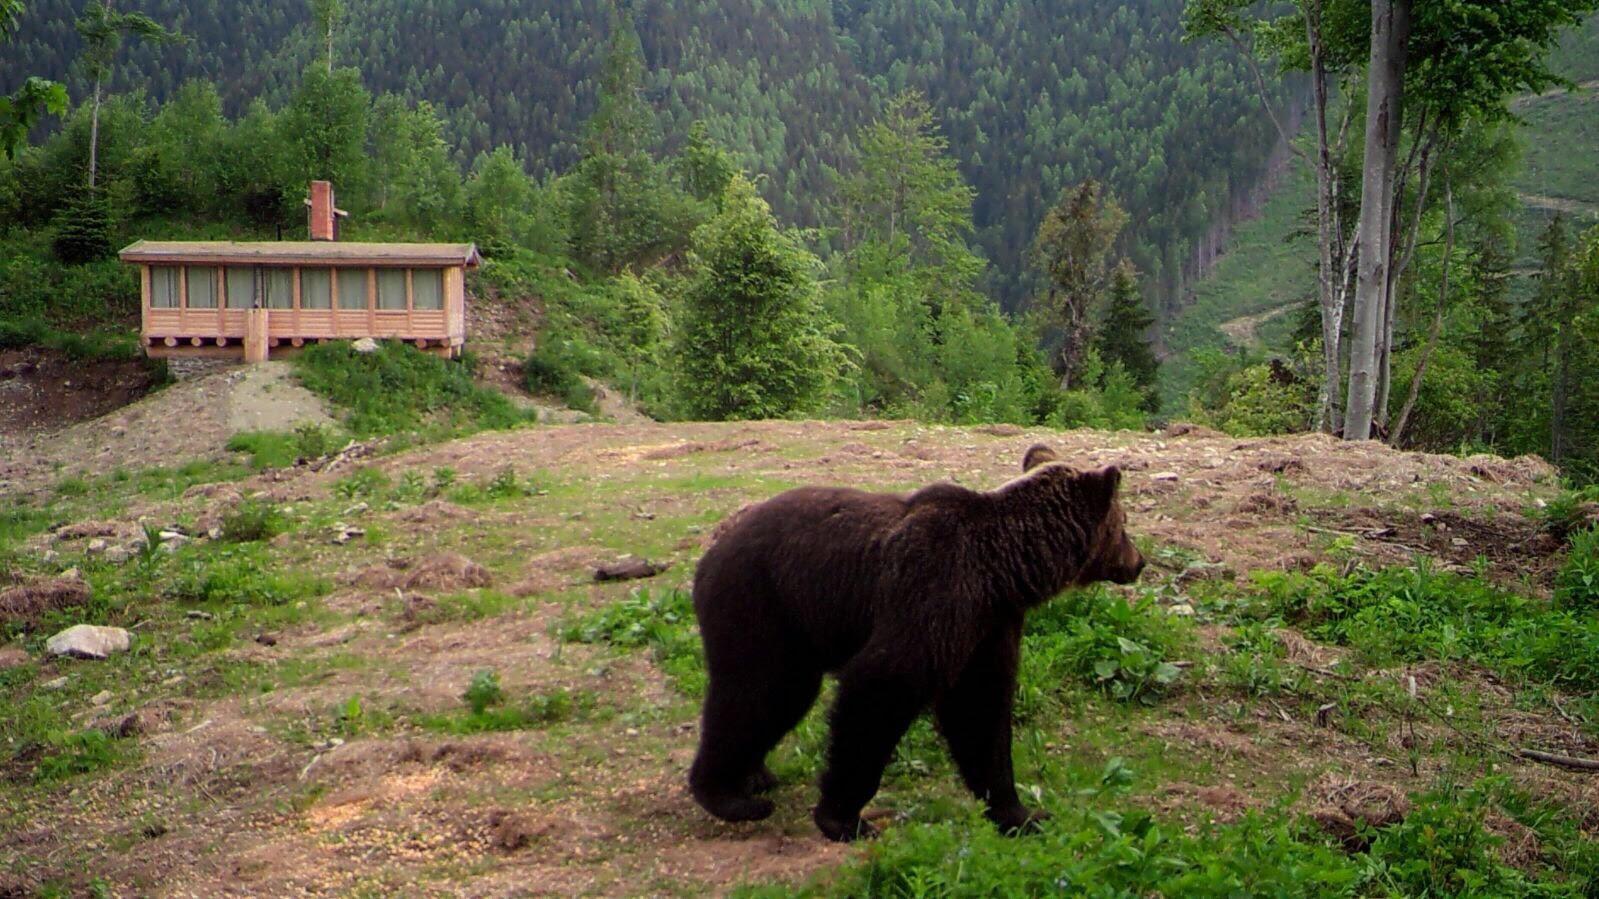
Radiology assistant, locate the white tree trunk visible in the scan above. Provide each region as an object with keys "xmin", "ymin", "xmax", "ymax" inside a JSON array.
[
  {"xmin": 1344, "ymin": 0, "xmax": 1411, "ymax": 440},
  {"xmin": 88, "ymin": 77, "xmax": 102, "ymax": 190}
]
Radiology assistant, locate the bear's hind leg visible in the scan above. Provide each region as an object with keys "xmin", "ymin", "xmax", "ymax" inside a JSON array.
[{"xmin": 690, "ymin": 652, "xmax": 822, "ymax": 824}]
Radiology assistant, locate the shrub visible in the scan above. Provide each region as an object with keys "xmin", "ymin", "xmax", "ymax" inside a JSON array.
[
  {"xmin": 463, "ymin": 670, "xmax": 505, "ymax": 715},
  {"xmin": 220, "ymin": 500, "xmax": 284, "ymax": 543},
  {"xmin": 523, "ymin": 341, "xmax": 598, "ymax": 413}
]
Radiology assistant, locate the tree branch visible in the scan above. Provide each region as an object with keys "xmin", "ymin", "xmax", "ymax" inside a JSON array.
[{"xmin": 1223, "ymin": 25, "xmax": 1310, "ymax": 164}]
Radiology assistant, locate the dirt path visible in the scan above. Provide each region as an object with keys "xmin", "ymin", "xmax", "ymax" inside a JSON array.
[
  {"xmin": 1518, "ymin": 192, "xmax": 1599, "ymax": 216},
  {"xmin": 1510, "ymin": 78, "xmax": 1599, "ymax": 109},
  {"xmin": 1217, "ymin": 302, "xmax": 1305, "ymax": 350}
]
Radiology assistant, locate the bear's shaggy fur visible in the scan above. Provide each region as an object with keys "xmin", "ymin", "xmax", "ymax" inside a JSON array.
[{"xmin": 688, "ymin": 444, "xmax": 1145, "ymax": 841}]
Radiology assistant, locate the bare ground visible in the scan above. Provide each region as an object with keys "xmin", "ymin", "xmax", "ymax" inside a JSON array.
[{"xmin": 1, "ymin": 418, "xmax": 1585, "ymax": 896}]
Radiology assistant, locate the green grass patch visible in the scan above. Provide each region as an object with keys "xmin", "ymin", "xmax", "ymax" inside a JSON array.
[
  {"xmin": 292, "ymin": 341, "xmax": 535, "ymax": 437},
  {"xmin": 415, "ymin": 680, "xmax": 599, "ymax": 735},
  {"xmin": 1251, "ymin": 560, "xmax": 1599, "ymax": 691}
]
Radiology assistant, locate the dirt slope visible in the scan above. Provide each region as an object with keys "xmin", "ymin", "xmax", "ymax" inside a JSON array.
[{"xmin": 0, "ymin": 362, "xmax": 332, "ymax": 497}]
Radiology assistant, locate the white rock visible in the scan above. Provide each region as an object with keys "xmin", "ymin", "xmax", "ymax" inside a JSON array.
[
  {"xmin": 104, "ymin": 545, "xmax": 132, "ymax": 565},
  {"xmin": 42, "ymin": 676, "xmax": 69, "ymax": 690},
  {"xmin": 1152, "ymin": 472, "xmax": 1180, "ymax": 482},
  {"xmin": 1169, "ymin": 603, "xmax": 1196, "ymax": 617},
  {"xmin": 86, "ymin": 538, "xmax": 108, "ymax": 556},
  {"xmin": 90, "ymin": 690, "xmax": 113, "ymax": 706},
  {"xmin": 351, "ymin": 337, "xmax": 380, "ymax": 354},
  {"xmin": 45, "ymin": 624, "xmax": 132, "ymax": 660}
]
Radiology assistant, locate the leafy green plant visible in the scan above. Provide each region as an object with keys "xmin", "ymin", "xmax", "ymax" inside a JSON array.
[
  {"xmin": 1362, "ymin": 783, "xmax": 1542, "ymax": 897},
  {"xmin": 1555, "ymin": 525, "xmax": 1599, "ymax": 611},
  {"xmin": 1221, "ymin": 621, "xmax": 1298, "ymax": 697},
  {"xmin": 333, "ymin": 467, "xmax": 390, "ymax": 500},
  {"xmin": 293, "ymin": 423, "xmax": 336, "ymax": 460},
  {"xmin": 559, "ymin": 587, "xmax": 704, "ymax": 695},
  {"xmin": 1020, "ymin": 587, "xmax": 1187, "ymax": 711}
]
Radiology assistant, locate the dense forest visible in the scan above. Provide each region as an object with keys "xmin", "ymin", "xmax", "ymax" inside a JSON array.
[{"xmin": 0, "ymin": 0, "xmax": 1293, "ymax": 310}]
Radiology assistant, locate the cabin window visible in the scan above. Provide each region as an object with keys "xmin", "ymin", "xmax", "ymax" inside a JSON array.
[
  {"xmin": 337, "ymin": 268, "xmax": 368, "ymax": 310},
  {"xmin": 186, "ymin": 267, "xmax": 218, "ymax": 309},
  {"xmin": 150, "ymin": 266, "xmax": 181, "ymax": 308},
  {"xmin": 300, "ymin": 268, "xmax": 332, "ymax": 310},
  {"xmin": 226, "ymin": 267, "xmax": 256, "ymax": 308},
  {"xmin": 263, "ymin": 268, "xmax": 294, "ymax": 309},
  {"xmin": 377, "ymin": 268, "xmax": 407, "ymax": 310},
  {"xmin": 412, "ymin": 269, "xmax": 444, "ymax": 310}
]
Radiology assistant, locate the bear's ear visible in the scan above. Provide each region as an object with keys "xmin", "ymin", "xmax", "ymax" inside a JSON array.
[
  {"xmin": 1022, "ymin": 444, "xmax": 1059, "ymax": 472},
  {"xmin": 1077, "ymin": 465, "xmax": 1123, "ymax": 508}
]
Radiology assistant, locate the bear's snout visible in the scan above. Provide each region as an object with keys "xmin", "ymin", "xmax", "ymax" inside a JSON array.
[{"xmin": 1106, "ymin": 539, "xmax": 1145, "ymax": 585}]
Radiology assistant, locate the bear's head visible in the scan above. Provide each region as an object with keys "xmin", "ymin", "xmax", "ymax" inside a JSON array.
[{"xmin": 1022, "ymin": 445, "xmax": 1145, "ymax": 586}]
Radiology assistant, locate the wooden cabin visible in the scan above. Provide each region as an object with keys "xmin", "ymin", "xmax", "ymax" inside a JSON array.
[{"xmin": 119, "ymin": 182, "xmax": 480, "ymax": 362}]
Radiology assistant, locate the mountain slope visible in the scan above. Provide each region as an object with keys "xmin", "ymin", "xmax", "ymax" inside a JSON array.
[{"xmin": 2, "ymin": 0, "xmax": 1291, "ymax": 311}]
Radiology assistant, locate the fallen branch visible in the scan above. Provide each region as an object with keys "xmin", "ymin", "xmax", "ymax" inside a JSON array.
[{"xmin": 1515, "ymin": 748, "xmax": 1599, "ymax": 773}]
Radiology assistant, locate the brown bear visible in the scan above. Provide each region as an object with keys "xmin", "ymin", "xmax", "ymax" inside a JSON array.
[{"xmin": 687, "ymin": 444, "xmax": 1145, "ymax": 842}]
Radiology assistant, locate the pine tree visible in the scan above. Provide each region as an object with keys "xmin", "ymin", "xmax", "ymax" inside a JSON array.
[
  {"xmin": 673, "ymin": 176, "xmax": 844, "ymax": 420},
  {"xmin": 1094, "ymin": 260, "xmax": 1159, "ymax": 410}
]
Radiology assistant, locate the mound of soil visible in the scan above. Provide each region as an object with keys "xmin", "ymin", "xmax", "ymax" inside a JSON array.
[
  {"xmin": 0, "ymin": 573, "xmax": 91, "ymax": 624},
  {"xmin": 351, "ymin": 553, "xmax": 493, "ymax": 592}
]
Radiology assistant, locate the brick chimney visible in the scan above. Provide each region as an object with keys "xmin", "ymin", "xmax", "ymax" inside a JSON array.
[{"xmin": 305, "ymin": 181, "xmax": 346, "ymax": 241}]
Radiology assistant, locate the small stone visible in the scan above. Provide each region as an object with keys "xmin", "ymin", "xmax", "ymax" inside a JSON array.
[
  {"xmin": 332, "ymin": 525, "xmax": 366, "ymax": 545},
  {"xmin": 1451, "ymin": 537, "xmax": 1468, "ymax": 547},
  {"xmin": 45, "ymin": 624, "xmax": 133, "ymax": 660},
  {"xmin": 1152, "ymin": 472, "xmax": 1180, "ymax": 482},
  {"xmin": 1169, "ymin": 603, "xmax": 1196, "ymax": 617},
  {"xmin": 343, "ymin": 502, "xmax": 369, "ymax": 516},
  {"xmin": 255, "ymin": 633, "xmax": 278, "ymax": 647},
  {"xmin": 90, "ymin": 690, "xmax": 113, "ymax": 706},
  {"xmin": 86, "ymin": 538, "xmax": 109, "ymax": 556},
  {"xmin": 185, "ymin": 610, "xmax": 215, "ymax": 621},
  {"xmin": 42, "ymin": 676, "xmax": 69, "ymax": 690},
  {"xmin": 0, "ymin": 646, "xmax": 30, "ymax": 669},
  {"xmin": 351, "ymin": 337, "xmax": 380, "ymax": 354}
]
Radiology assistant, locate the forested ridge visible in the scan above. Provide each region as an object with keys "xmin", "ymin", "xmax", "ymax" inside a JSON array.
[{"xmin": 0, "ymin": 0, "xmax": 1293, "ymax": 310}]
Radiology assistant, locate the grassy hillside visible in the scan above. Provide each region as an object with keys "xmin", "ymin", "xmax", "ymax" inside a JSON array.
[
  {"xmin": 2, "ymin": 415, "xmax": 1596, "ymax": 894},
  {"xmin": 1159, "ymin": 164, "xmax": 1316, "ymax": 411}
]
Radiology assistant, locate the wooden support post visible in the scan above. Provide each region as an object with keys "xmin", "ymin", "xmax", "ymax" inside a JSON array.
[{"xmin": 245, "ymin": 308, "xmax": 269, "ymax": 363}]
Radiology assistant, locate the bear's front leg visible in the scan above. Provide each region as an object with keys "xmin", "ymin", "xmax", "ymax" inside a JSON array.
[
  {"xmin": 814, "ymin": 665, "xmax": 928, "ymax": 842},
  {"xmin": 933, "ymin": 618, "xmax": 1047, "ymax": 836}
]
